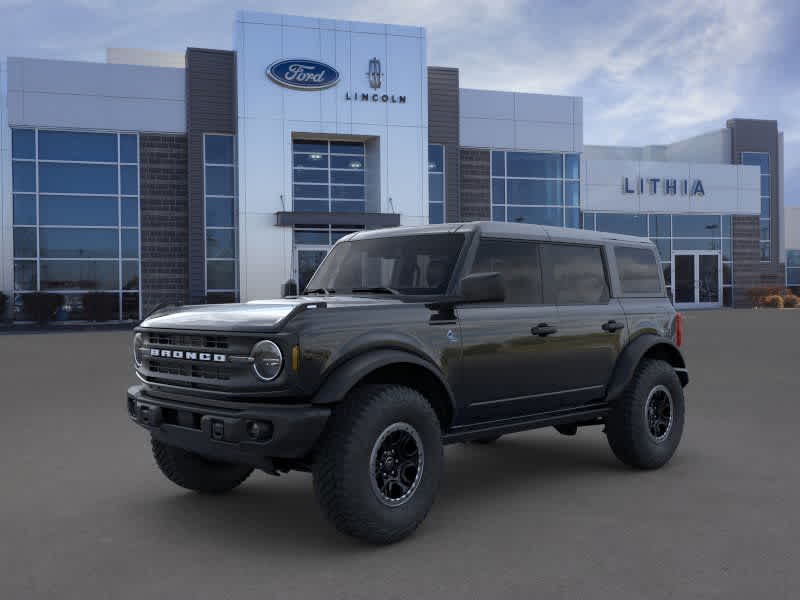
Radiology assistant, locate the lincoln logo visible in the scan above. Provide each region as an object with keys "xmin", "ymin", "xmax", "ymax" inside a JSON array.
[
  {"xmin": 266, "ymin": 59, "xmax": 341, "ymax": 90},
  {"xmin": 367, "ymin": 57, "xmax": 382, "ymax": 89},
  {"xmin": 149, "ymin": 348, "xmax": 227, "ymax": 362},
  {"xmin": 345, "ymin": 56, "xmax": 406, "ymax": 103}
]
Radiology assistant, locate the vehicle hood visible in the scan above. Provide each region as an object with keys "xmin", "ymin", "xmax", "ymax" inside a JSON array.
[{"xmin": 139, "ymin": 295, "xmax": 405, "ymax": 332}]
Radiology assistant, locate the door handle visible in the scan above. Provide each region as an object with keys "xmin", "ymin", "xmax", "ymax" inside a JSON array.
[
  {"xmin": 531, "ymin": 323, "xmax": 558, "ymax": 337},
  {"xmin": 602, "ymin": 320, "xmax": 625, "ymax": 333}
]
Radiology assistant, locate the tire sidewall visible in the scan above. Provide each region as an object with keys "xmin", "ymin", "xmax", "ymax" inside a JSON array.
[
  {"xmin": 314, "ymin": 384, "xmax": 443, "ymax": 542},
  {"xmin": 631, "ymin": 363, "xmax": 684, "ymax": 466},
  {"xmin": 344, "ymin": 388, "xmax": 442, "ymax": 530},
  {"xmin": 608, "ymin": 360, "xmax": 685, "ymax": 469}
]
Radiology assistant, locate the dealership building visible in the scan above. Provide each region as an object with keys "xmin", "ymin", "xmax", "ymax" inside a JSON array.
[{"xmin": 0, "ymin": 10, "xmax": 794, "ymax": 321}]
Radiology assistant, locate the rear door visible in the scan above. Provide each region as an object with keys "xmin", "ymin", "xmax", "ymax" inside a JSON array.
[
  {"xmin": 456, "ymin": 237, "xmax": 563, "ymax": 423},
  {"xmin": 540, "ymin": 243, "xmax": 627, "ymax": 410}
]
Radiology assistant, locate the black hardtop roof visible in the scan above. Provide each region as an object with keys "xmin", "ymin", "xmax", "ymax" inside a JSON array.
[{"xmin": 346, "ymin": 221, "xmax": 654, "ymax": 247}]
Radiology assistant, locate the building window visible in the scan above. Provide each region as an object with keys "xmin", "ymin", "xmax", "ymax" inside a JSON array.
[
  {"xmin": 490, "ymin": 150, "xmax": 580, "ymax": 228},
  {"xmin": 292, "ymin": 140, "xmax": 365, "ymax": 213},
  {"xmin": 293, "ymin": 225, "xmax": 364, "ymax": 291},
  {"xmin": 584, "ymin": 212, "xmax": 734, "ymax": 306},
  {"xmin": 742, "ymin": 152, "xmax": 770, "ymax": 261},
  {"xmin": 204, "ymin": 134, "xmax": 238, "ymax": 302},
  {"xmin": 11, "ymin": 128, "xmax": 141, "ymax": 321},
  {"xmin": 429, "ymin": 144, "xmax": 445, "ymax": 224},
  {"xmin": 787, "ymin": 250, "xmax": 800, "ymax": 289}
]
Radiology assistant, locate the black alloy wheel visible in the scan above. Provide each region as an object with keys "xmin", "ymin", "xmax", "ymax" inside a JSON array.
[
  {"xmin": 645, "ymin": 385, "xmax": 674, "ymax": 443},
  {"xmin": 370, "ymin": 423, "xmax": 424, "ymax": 506}
]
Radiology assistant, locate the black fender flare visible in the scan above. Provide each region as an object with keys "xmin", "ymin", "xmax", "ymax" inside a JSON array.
[
  {"xmin": 310, "ymin": 349, "xmax": 456, "ymax": 419},
  {"xmin": 605, "ymin": 334, "xmax": 688, "ymax": 402}
]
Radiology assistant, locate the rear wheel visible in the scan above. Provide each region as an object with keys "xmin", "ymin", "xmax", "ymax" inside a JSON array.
[
  {"xmin": 312, "ymin": 384, "xmax": 443, "ymax": 544},
  {"xmin": 605, "ymin": 359, "xmax": 685, "ymax": 469},
  {"xmin": 151, "ymin": 438, "xmax": 253, "ymax": 493}
]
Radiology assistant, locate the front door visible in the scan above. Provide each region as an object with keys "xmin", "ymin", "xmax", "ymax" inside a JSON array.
[
  {"xmin": 672, "ymin": 251, "xmax": 721, "ymax": 308},
  {"xmin": 296, "ymin": 247, "xmax": 329, "ymax": 292}
]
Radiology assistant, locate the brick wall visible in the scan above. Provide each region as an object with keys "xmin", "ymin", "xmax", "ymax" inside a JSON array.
[
  {"xmin": 139, "ymin": 134, "xmax": 189, "ymax": 315},
  {"xmin": 732, "ymin": 215, "xmax": 761, "ymax": 307},
  {"xmin": 459, "ymin": 149, "xmax": 490, "ymax": 221},
  {"xmin": 732, "ymin": 215, "xmax": 787, "ymax": 307}
]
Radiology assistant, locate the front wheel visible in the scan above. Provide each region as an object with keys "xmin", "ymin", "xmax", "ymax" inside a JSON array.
[
  {"xmin": 151, "ymin": 438, "xmax": 253, "ymax": 493},
  {"xmin": 312, "ymin": 384, "xmax": 443, "ymax": 544},
  {"xmin": 605, "ymin": 359, "xmax": 685, "ymax": 469}
]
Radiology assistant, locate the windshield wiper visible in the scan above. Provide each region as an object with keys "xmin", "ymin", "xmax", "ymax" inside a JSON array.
[
  {"xmin": 304, "ymin": 288, "xmax": 335, "ymax": 295},
  {"xmin": 351, "ymin": 286, "xmax": 400, "ymax": 295}
]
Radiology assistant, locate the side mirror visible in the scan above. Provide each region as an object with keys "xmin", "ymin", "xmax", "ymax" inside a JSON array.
[{"xmin": 459, "ymin": 272, "xmax": 505, "ymax": 303}]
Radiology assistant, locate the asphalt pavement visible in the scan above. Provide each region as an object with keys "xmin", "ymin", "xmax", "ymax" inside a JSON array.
[{"xmin": 1, "ymin": 309, "xmax": 798, "ymax": 599}]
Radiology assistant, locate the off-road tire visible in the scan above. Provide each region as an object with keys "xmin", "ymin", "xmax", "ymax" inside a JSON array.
[
  {"xmin": 605, "ymin": 359, "xmax": 685, "ymax": 469},
  {"xmin": 151, "ymin": 438, "xmax": 253, "ymax": 493},
  {"xmin": 312, "ymin": 384, "xmax": 443, "ymax": 544}
]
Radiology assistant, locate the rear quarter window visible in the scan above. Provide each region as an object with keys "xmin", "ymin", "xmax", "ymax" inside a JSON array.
[{"xmin": 615, "ymin": 246, "xmax": 663, "ymax": 295}]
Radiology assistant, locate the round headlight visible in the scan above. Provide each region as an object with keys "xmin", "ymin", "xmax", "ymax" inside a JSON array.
[
  {"xmin": 251, "ymin": 340, "xmax": 283, "ymax": 381},
  {"xmin": 133, "ymin": 333, "xmax": 144, "ymax": 368}
]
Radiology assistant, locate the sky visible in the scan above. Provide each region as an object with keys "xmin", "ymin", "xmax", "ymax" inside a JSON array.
[{"xmin": 1, "ymin": 0, "xmax": 798, "ymax": 204}]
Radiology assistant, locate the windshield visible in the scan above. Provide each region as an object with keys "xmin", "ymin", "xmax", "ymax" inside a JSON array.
[{"xmin": 305, "ymin": 233, "xmax": 466, "ymax": 296}]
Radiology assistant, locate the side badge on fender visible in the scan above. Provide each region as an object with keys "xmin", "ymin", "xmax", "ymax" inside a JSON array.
[{"xmin": 446, "ymin": 329, "xmax": 459, "ymax": 344}]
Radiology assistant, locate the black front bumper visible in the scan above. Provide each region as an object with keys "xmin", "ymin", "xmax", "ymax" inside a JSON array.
[{"xmin": 127, "ymin": 385, "xmax": 330, "ymax": 468}]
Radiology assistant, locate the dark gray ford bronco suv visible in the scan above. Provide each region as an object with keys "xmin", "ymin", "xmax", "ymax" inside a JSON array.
[{"xmin": 128, "ymin": 221, "xmax": 688, "ymax": 544}]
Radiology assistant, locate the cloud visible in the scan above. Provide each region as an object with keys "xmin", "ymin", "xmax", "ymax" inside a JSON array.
[
  {"xmin": 0, "ymin": 0, "xmax": 796, "ymax": 202},
  {"xmin": 592, "ymin": 0, "xmax": 776, "ymax": 136}
]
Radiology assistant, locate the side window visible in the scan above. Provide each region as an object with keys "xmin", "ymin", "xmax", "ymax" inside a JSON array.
[
  {"xmin": 469, "ymin": 238, "xmax": 542, "ymax": 304},
  {"xmin": 541, "ymin": 243, "xmax": 610, "ymax": 305},
  {"xmin": 615, "ymin": 246, "xmax": 663, "ymax": 295}
]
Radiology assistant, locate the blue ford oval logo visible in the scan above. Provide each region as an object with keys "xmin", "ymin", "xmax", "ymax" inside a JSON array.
[{"xmin": 267, "ymin": 59, "xmax": 340, "ymax": 90}]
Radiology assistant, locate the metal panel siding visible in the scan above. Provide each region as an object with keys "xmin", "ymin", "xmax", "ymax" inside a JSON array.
[
  {"xmin": 186, "ymin": 49, "xmax": 237, "ymax": 304},
  {"xmin": 6, "ymin": 57, "xmax": 185, "ymax": 133},
  {"xmin": 727, "ymin": 119, "xmax": 781, "ymax": 272},
  {"xmin": 427, "ymin": 67, "xmax": 460, "ymax": 223},
  {"xmin": 0, "ymin": 59, "xmax": 10, "ymax": 299}
]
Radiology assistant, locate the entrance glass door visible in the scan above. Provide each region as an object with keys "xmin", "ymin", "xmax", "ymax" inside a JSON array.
[
  {"xmin": 674, "ymin": 254, "xmax": 695, "ymax": 304},
  {"xmin": 698, "ymin": 254, "xmax": 720, "ymax": 303},
  {"xmin": 672, "ymin": 252, "xmax": 721, "ymax": 308}
]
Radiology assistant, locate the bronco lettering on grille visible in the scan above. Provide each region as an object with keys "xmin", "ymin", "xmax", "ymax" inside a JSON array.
[{"xmin": 149, "ymin": 348, "xmax": 226, "ymax": 362}]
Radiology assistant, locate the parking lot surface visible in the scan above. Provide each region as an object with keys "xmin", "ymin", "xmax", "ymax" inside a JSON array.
[{"xmin": 1, "ymin": 309, "xmax": 798, "ymax": 599}]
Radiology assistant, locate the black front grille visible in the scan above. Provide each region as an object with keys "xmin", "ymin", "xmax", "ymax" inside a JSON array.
[
  {"xmin": 146, "ymin": 333, "xmax": 230, "ymax": 350},
  {"xmin": 138, "ymin": 329, "xmax": 268, "ymax": 395},
  {"xmin": 147, "ymin": 359, "xmax": 231, "ymax": 381}
]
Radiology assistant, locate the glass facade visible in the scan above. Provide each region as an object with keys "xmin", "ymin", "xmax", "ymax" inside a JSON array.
[
  {"xmin": 583, "ymin": 212, "xmax": 733, "ymax": 306},
  {"xmin": 204, "ymin": 134, "xmax": 238, "ymax": 300},
  {"xmin": 491, "ymin": 150, "xmax": 580, "ymax": 228},
  {"xmin": 428, "ymin": 144, "xmax": 444, "ymax": 224},
  {"xmin": 787, "ymin": 250, "xmax": 800, "ymax": 287},
  {"xmin": 292, "ymin": 140, "xmax": 365, "ymax": 213},
  {"xmin": 11, "ymin": 128, "xmax": 140, "ymax": 320},
  {"xmin": 742, "ymin": 152, "xmax": 770, "ymax": 261}
]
